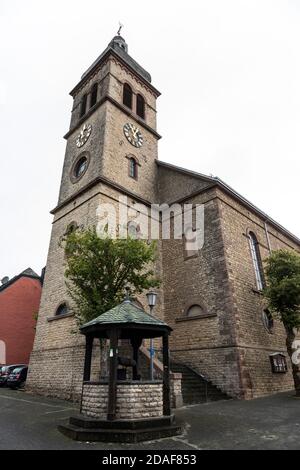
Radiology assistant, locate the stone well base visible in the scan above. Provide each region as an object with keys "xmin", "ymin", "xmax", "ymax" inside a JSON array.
[
  {"xmin": 59, "ymin": 380, "xmax": 183, "ymax": 442},
  {"xmin": 58, "ymin": 414, "xmax": 182, "ymax": 443},
  {"xmin": 81, "ymin": 381, "xmax": 163, "ymax": 420}
]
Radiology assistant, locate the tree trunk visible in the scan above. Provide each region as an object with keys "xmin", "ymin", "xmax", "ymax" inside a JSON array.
[{"xmin": 285, "ymin": 325, "xmax": 300, "ymax": 397}]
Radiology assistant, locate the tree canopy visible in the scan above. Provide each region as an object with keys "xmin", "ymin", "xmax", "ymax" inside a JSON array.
[
  {"xmin": 264, "ymin": 249, "xmax": 300, "ymax": 330},
  {"xmin": 62, "ymin": 227, "xmax": 160, "ymax": 325}
]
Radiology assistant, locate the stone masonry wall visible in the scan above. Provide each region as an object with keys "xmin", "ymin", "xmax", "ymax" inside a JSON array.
[
  {"xmin": 81, "ymin": 382, "xmax": 163, "ymax": 419},
  {"xmin": 217, "ymin": 189, "xmax": 300, "ymax": 398},
  {"xmin": 157, "ymin": 164, "xmax": 212, "ymax": 204},
  {"xmin": 27, "ymin": 184, "xmax": 165, "ymax": 401},
  {"xmin": 162, "ymin": 187, "xmax": 243, "ymax": 398}
]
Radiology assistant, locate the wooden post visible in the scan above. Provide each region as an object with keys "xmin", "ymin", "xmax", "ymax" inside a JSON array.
[
  {"xmin": 99, "ymin": 337, "xmax": 109, "ymax": 379},
  {"xmin": 131, "ymin": 337, "xmax": 143, "ymax": 380},
  {"xmin": 162, "ymin": 331, "xmax": 171, "ymax": 416},
  {"xmin": 83, "ymin": 335, "xmax": 94, "ymax": 382},
  {"xmin": 107, "ymin": 328, "xmax": 119, "ymax": 421}
]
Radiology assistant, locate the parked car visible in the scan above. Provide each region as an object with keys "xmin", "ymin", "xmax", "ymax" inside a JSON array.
[
  {"xmin": 7, "ymin": 366, "xmax": 28, "ymax": 389},
  {"xmin": 0, "ymin": 364, "xmax": 27, "ymax": 387}
]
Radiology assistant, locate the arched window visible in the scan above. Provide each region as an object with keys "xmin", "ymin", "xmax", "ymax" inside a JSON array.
[
  {"xmin": 55, "ymin": 303, "xmax": 68, "ymax": 317},
  {"xmin": 123, "ymin": 83, "xmax": 133, "ymax": 109},
  {"xmin": 80, "ymin": 94, "xmax": 87, "ymax": 118},
  {"xmin": 249, "ymin": 231, "xmax": 265, "ymax": 290},
  {"xmin": 136, "ymin": 94, "xmax": 145, "ymax": 119},
  {"xmin": 65, "ymin": 222, "xmax": 78, "ymax": 236},
  {"xmin": 128, "ymin": 157, "xmax": 138, "ymax": 179},
  {"xmin": 186, "ymin": 305, "xmax": 205, "ymax": 318},
  {"xmin": 90, "ymin": 83, "xmax": 98, "ymax": 108},
  {"xmin": 262, "ymin": 309, "xmax": 274, "ymax": 333}
]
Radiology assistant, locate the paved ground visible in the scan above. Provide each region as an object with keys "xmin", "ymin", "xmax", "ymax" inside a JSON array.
[{"xmin": 0, "ymin": 387, "xmax": 300, "ymax": 450}]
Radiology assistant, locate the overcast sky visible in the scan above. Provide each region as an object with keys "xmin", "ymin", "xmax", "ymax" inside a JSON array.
[{"xmin": 1, "ymin": 0, "xmax": 300, "ymax": 280}]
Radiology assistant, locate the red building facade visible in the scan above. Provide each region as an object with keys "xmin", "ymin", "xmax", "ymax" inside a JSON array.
[{"xmin": 0, "ymin": 269, "xmax": 42, "ymax": 365}]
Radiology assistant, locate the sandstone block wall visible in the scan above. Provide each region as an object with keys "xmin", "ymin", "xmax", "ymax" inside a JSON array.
[
  {"xmin": 81, "ymin": 382, "xmax": 163, "ymax": 419},
  {"xmin": 160, "ymin": 169, "xmax": 300, "ymax": 399},
  {"xmin": 217, "ymin": 190, "xmax": 300, "ymax": 398},
  {"xmin": 27, "ymin": 181, "xmax": 165, "ymax": 400},
  {"xmin": 162, "ymin": 188, "xmax": 243, "ymax": 398}
]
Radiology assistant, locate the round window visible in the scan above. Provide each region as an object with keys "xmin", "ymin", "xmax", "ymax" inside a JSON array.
[
  {"xmin": 262, "ymin": 309, "xmax": 274, "ymax": 333},
  {"xmin": 71, "ymin": 153, "xmax": 90, "ymax": 182},
  {"xmin": 74, "ymin": 157, "xmax": 88, "ymax": 178}
]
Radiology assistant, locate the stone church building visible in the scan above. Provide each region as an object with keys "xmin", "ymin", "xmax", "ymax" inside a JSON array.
[{"xmin": 27, "ymin": 34, "xmax": 300, "ymax": 402}]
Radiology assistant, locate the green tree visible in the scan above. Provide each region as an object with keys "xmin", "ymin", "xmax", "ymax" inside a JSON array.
[
  {"xmin": 263, "ymin": 249, "xmax": 300, "ymax": 396},
  {"xmin": 63, "ymin": 226, "xmax": 160, "ymax": 325}
]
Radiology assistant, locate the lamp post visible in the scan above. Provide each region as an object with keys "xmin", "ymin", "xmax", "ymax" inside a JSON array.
[{"xmin": 146, "ymin": 291, "xmax": 157, "ymax": 381}]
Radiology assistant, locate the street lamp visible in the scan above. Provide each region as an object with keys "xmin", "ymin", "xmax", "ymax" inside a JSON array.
[
  {"xmin": 146, "ymin": 291, "xmax": 157, "ymax": 314},
  {"xmin": 146, "ymin": 291, "xmax": 157, "ymax": 381}
]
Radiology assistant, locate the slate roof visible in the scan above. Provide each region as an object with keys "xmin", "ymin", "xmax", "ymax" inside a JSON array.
[
  {"xmin": 157, "ymin": 160, "xmax": 300, "ymax": 246},
  {"xmin": 0, "ymin": 268, "xmax": 40, "ymax": 293},
  {"xmin": 80, "ymin": 300, "xmax": 169, "ymax": 331},
  {"xmin": 82, "ymin": 36, "xmax": 151, "ymax": 83},
  {"xmin": 71, "ymin": 35, "xmax": 157, "ymax": 98}
]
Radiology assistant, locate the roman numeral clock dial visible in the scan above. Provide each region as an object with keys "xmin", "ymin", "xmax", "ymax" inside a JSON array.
[
  {"xmin": 123, "ymin": 123, "xmax": 143, "ymax": 148},
  {"xmin": 76, "ymin": 123, "xmax": 92, "ymax": 148}
]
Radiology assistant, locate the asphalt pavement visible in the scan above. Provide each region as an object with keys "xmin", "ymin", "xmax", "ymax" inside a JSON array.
[{"xmin": 0, "ymin": 387, "xmax": 300, "ymax": 450}]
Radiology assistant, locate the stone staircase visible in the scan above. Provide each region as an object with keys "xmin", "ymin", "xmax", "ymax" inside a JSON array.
[
  {"xmin": 138, "ymin": 346, "xmax": 230, "ymax": 406},
  {"xmin": 171, "ymin": 362, "xmax": 230, "ymax": 405}
]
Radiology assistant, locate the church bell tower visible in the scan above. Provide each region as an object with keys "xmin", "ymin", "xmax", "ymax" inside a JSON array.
[
  {"xmin": 57, "ymin": 33, "xmax": 161, "ymax": 207},
  {"xmin": 26, "ymin": 33, "xmax": 162, "ymax": 400}
]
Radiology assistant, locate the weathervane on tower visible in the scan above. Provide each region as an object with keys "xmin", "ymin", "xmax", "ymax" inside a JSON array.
[{"xmin": 117, "ymin": 22, "xmax": 124, "ymax": 36}]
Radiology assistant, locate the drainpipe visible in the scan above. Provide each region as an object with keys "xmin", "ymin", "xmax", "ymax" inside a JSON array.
[{"xmin": 264, "ymin": 220, "xmax": 272, "ymax": 254}]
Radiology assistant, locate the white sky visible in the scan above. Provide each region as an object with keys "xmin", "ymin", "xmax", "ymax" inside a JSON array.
[{"xmin": 1, "ymin": 0, "xmax": 300, "ymax": 280}]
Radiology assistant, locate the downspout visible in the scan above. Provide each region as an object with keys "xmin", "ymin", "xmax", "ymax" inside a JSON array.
[{"xmin": 264, "ymin": 220, "xmax": 272, "ymax": 254}]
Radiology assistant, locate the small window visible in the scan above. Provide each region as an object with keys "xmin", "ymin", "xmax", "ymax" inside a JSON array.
[
  {"xmin": 186, "ymin": 305, "xmax": 205, "ymax": 317},
  {"xmin": 136, "ymin": 94, "xmax": 145, "ymax": 119},
  {"xmin": 128, "ymin": 221, "xmax": 140, "ymax": 239},
  {"xmin": 129, "ymin": 157, "xmax": 138, "ymax": 179},
  {"xmin": 80, "ymin": 94, "xmax": 88, "ymax": 118},
  {"xmin": 123, "ymin": 83, "xmax": 133, "ymax": 109},
  {"xmin": 90, "ymin": 83, "xmax": 98, "ymax": 108},
  {"xmin": 270, "ymin": 353, "xmax": 288, "ymax": 373},
  {"xmin": 65, "ymin": 222, "xmax": 78, "ymax": 236},
  {"xmin": 55, "ymin": 303, "xmax": 68, "ymax": 317},
  {"xmin": 74, "ymin": 156, "xmax": 88, "ymax": 180},
  {"xmin": 262, "ymin": 309, "xmax": 274, "ymax": 333},
  {"xmin": 249, "ymin": 231, "xmax": 265, "ymax": 290}
]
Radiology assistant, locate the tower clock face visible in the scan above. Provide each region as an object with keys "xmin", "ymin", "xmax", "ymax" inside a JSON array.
[
  {"xmin": 123, "ymin": 123, "xmax": 143, "ymax": 148},
  {"xmin": 76, "ymin": 123, "xmax": 92, "ymax": 148}
]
